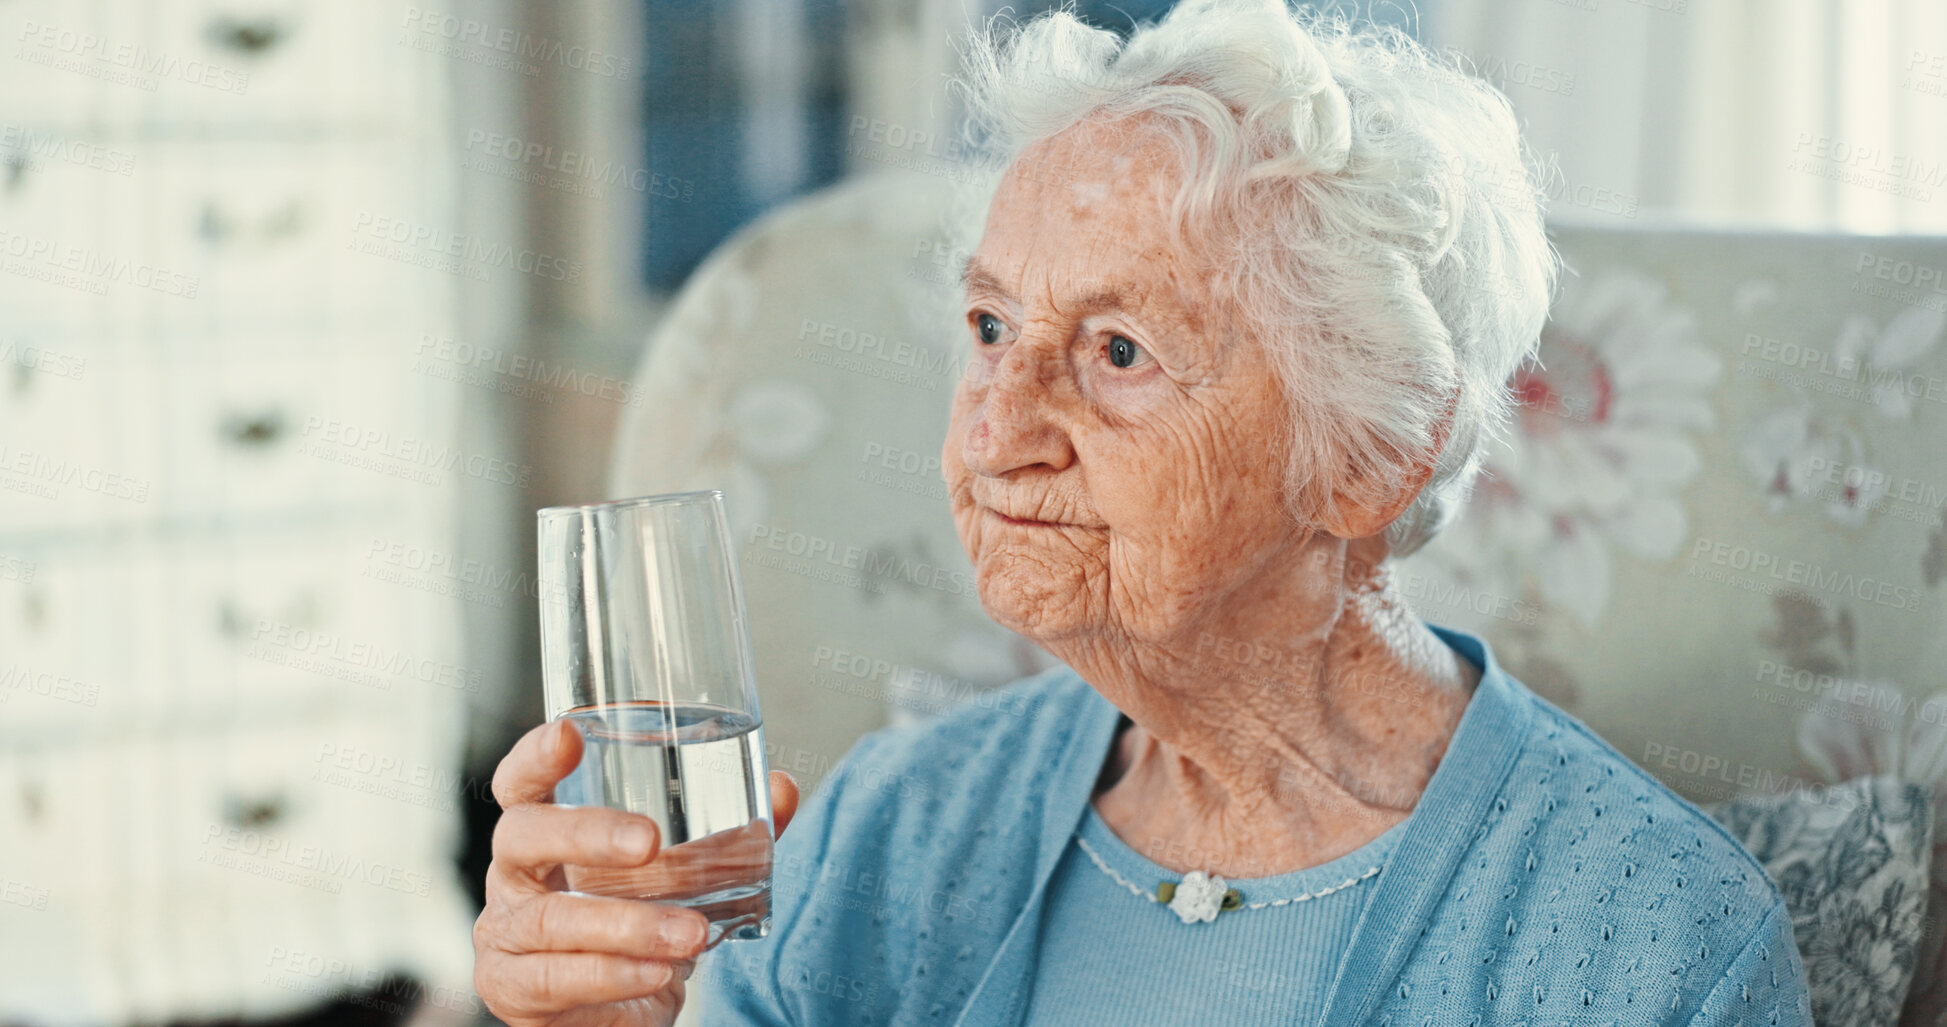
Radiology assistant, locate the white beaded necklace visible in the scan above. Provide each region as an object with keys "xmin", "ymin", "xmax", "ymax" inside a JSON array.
[{"xmin": 1073, "ymin": 833, "xmax": 1384, "ymax": 924}]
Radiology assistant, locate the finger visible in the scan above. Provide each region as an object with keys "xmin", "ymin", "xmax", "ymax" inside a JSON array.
[
  {"xmin": 474, "ymin": 948, "xmax": 683, "ymax": 1017},
  {"xmin": 550, "ymin": 984, "xmax": 686, "ymax": 1027},
  {"xmin": 492, "ymin": 719, "xmax": 583, "ymax": 809},
  {"xmin": 490, "ymin": 891, "xmax": 711, "ymax": 961},
  {"xmin": 493, "ymin": 803, "xmax": 662, "ymax": 882},
  {"xmin": 770, "ymin": 770, "xmax": 800, "ymax": 839}
]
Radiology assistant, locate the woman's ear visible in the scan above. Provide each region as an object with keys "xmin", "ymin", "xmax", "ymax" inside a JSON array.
[
  {"xmin": 1316, "ymin": 389, "xmax": 1457, "ymax": 541},
  {"xmin": 1317, "ymin": 458, "xmax": 1438, "ymax": 540}
]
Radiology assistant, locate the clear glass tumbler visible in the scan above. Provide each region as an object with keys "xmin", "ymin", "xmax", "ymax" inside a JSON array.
[{"xmin": 537, "ymin": 490, "xmax": 775, "ymax": 944}]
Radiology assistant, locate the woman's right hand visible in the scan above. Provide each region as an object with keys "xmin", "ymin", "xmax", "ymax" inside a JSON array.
[{"xmin": 473, "ymin": 718, "xmax": 801, "ymax": 1026}]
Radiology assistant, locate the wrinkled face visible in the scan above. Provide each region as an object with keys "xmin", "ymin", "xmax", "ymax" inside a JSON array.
[{"xmin": 943, "ymin": 115, "xmax": 1314, "ymax": 650}]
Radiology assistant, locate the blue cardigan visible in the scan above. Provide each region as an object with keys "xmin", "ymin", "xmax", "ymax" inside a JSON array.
[{"xmin": 696, "ymin": 625, "xmax": 1812, "ymax": 1025}]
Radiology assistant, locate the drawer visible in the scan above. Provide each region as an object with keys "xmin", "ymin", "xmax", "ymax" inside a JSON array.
[
  {"xmin": 127, "ymin": 141, "xmax": 443, "ymax": 338},
  {"xmin": 0, "ymin": 144, "xmax": 121, "ymax": 337},
  {"xmin": 169, "ymin": 531, "xmax": 469, "ymax": 710},
  {"xmin": 155, "ymin": 0, "xmax": 429, "ymax": 134},
  {"xmin": 0, "ymin": 529, "xmax": 469, "ymax": 743},
  {"xmin": 0, "ymin": 329, "xmax": 449, "ymax": 500},
  {"xmin": 0, "ymin": 344, "xmax": 157, "ymax": 536},
  {"xmin": 0, "ymin": 740, "xmax": 111, "ymax": 928},
  {"xmin": 0, "ymin": 0, "xmax": 425, "ymax": 135},
  {"xmin": 0, "ymin": 332, "xmax": 457, "ymax": 535},
  {"xmin": 168, "ymin": 535, "xmax": 375, "ymax": 713},
  {"xmin": 154, "ymin": 347, "xmax": 408, "ymax": 522},
  {"xmin": 0, "ymin": 137, "xmax": 441, "ymax": 341},
  {"xmin": 0, "ymin": 550, "xmax": 126, "ymax": 729},
  {"xmin": 168, "ymin": 713, "xmax": 465, "ymax": 893},
  {"xmin": 0, "ymin": 703, "xmax": 468, "ymax": 1014}
]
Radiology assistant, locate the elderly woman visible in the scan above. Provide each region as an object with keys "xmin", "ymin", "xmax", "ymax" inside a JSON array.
[{"xmin": 472, "ymin": 1, "xmax": 1814, "ymax": 1024}]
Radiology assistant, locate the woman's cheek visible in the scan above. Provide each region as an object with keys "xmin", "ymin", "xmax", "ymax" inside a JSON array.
[
  {"xmin": 1091, "ymin": 374, "xmax": 1205, "ymax": 453},
  {"xmin": 959, "ymin": 346, "xmax": 1004, "ymax": 392},
  {"xmin": 1079, "ymin": 363, "xmax": 1179, "ymax": 425}
]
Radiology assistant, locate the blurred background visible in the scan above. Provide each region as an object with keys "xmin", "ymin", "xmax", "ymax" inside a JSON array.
[{"xmin": 0, "ymin": 0, "xmax": 1943, "ymax": 1024}]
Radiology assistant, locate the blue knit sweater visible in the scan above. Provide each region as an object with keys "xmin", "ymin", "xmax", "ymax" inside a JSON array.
[{"xmin": 694, "ymin": 625, "xmax": 1812, "ymax": 1025}]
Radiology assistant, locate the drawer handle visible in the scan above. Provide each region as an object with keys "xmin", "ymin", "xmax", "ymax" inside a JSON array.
[
  {"xmin": 206, "ymin": 16, "xmax": 287, "ymax": 55},
  {"xmin": 199, "ymin": 199, "xmax": 306, "ymax": 246},
  {"xmin": 224, "ymin": 793, "xmax": 287, "ymax": 829},
  {"xmin": 220, "ymin": 591, "xmax": 323, "ymax": 640},
  {"xmin": 221, "ymin": 408, "xmax": 286, "ymax": 446}
]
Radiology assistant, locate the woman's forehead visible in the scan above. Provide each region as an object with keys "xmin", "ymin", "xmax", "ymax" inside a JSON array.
[
  {"xmin": 986, "ymin": 154, "xmax": 1182, "ymax": 259},
  {"xmin": 972, "ymin": 221, "xmax": 1204, "ymax": 324},
  {"xmin": 1005, "ymin": 116, "xmax": 1182, "ymax": 203},
  {"xmin": 972, "ymin": 118, "xmax": 1218, "ymax": 321}
]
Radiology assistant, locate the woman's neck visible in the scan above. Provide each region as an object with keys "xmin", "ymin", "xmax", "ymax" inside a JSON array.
[{"xmin": 1071, "ymin": 546, "xmax": 1482, "ymax": 879}]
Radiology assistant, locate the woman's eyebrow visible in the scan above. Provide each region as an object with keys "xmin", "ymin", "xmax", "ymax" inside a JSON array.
[
  {"xmin": 1069, "ymin": 283, "xmax": 1142, "ymax": 314},
  {"xmin": 960, "ymin": 257, "xmax": 1009, "ymax": 298},
  {"xmin": 961, "ymin": 257, "xmax": 1154, "ymax": 315}
]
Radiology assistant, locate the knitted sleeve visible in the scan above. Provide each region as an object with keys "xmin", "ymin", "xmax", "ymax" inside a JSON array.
[
  {"xmin": 1681, "ymin": 901, "xmax": 1813, "ymax": 1027},
  {"xmin": 693, "ymin": 729, "xmax": 890, "ymax": 1026}
]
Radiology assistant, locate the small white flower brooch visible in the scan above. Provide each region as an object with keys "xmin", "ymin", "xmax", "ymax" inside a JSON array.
[{"xmin": 1158, "ymin": 870, "xmax": 1242, "ymax": 923}]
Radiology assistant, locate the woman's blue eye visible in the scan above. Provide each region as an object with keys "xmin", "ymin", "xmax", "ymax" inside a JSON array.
[
  {"xmin": 976, "ymin": 313, "xmax": 1005, "ymax": 345},
  {"xmin": 1108, "ymin": 335, "xmax": 1146, "ymax": 368}
]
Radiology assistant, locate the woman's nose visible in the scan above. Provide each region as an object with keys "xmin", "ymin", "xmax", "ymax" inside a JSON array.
[{"xmin": 962, "ymin": 339, "xmax": 1075, "ymax": 478}]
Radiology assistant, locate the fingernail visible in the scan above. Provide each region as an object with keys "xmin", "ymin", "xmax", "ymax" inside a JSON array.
[
  {"xmin": 614, "ymin": 822, "xmax": 654, "ymax": 857},
  {"xmin": 542, "ymin": 721, "xmax": 561, "ymax": 757},
  {"xmin": 660, "ymin": 915, "xmax": 705, "ymax": 949}
]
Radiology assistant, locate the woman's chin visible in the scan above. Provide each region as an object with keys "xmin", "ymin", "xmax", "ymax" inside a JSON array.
[{"xmin": 973, "ymin": 565, "xmax": 1092, "ymax": 643}]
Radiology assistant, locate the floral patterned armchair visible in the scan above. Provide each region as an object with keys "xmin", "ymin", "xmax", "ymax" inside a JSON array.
[{"xmin": 610, "ymin": 167, "xmax": 1947, "ymax": 1027}]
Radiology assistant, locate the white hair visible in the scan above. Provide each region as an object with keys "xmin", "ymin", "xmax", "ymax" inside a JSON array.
[{"xmin": 945, "ymin": 0, "xmax": 1562, "ymax": 556}]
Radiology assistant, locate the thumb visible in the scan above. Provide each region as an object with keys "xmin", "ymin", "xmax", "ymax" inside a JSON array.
[{"xmin": 769, "ymin": 770, "xmax": 800, "ymax": 839}]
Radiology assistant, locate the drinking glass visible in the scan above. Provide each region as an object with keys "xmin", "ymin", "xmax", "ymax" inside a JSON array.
[{"xmin": 537, "ymin": 490, "xmax": 774, "ymax": 944}]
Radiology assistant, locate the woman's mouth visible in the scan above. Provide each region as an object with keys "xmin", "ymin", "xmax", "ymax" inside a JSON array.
[{"xmin": 988, "ymin": 508, "xmax": 1061, "ymax": 527}]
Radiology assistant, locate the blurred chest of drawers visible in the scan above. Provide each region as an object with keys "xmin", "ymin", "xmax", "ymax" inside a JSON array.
[{"xmin": 0, "ymin": 1, "xmax": 483, "ymax": 1021}]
